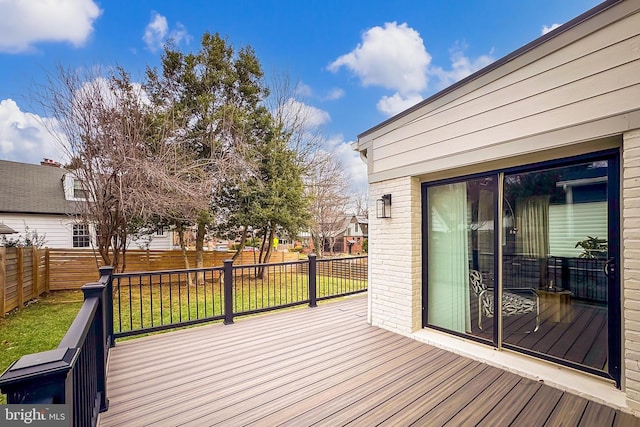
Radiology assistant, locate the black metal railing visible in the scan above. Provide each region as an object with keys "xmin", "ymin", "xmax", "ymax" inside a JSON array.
[
  {"xmin": 0, "ymin": 266, "xmax": 113, "ymax": 427},
  {"xmin": 501, "ymin": 255, "xmax": 608, "ymax": 304},
  {"xmin": 113, "ymin": 265, "xmax": 226, "ymax": 338},
  {"xmin": 0, "ymin": 255, "xmax": 368, "ymax": 426},
  {"xmin": 113, "ymin": 254, "xmax": 368, "ymax": 336}
]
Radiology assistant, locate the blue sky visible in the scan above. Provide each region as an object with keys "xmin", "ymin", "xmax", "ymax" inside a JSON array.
[{"xmin": 0, "ymin": 0, "xmax": 601, "ymax": 193}]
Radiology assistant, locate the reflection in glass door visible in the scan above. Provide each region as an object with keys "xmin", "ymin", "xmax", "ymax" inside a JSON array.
[{"xmin": 501, "ymin": 160, "xmax": 613, "ymax": 376}]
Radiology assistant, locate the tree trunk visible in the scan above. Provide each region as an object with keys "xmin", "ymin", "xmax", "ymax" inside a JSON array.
[
  {"xmin": 195, "ymin": 221, "xmax": 206, "ymax": 268},
  {"xmin": 231, "ymin": 226, "xmax": 249, "ymax": 263},
  {"xmin": 257, "ymin": 224, "xmax": 275, "ymax": 279},
  {"xmin": 312, "ymin": 234, "xmax": 323, "ymax": 258},
  {"xmin": 177, "ymin": 226, "xmax": 194, "ymax": 286},
  {"xmin": 195, "ymin": 220, "xmax": 206, "ymax": 283}
]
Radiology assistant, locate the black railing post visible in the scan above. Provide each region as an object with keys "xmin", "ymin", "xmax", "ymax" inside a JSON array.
[
  {"xmin": 81, "ymin": 282, "xmax": 109, "ymax": 413},
  {"xmin": 223, "ymin": 259, "xmax": 234, "ymax": 324},
  {"xmin": 309, "ymin": 254, "xmax": 317, "ymax": 307},
  {"xmin": 0, "ymin": 348, "xmax": 76, "ymax": 406},
  {"xmin": 561, "ymin": 257, "xmax": 570, "ymax": 291},
  {"xmin": 99, "ymin": 266, "xmax": 115, "ymax": 348}
]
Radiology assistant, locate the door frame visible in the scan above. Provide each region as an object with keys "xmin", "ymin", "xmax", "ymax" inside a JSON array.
[{"xmin": 421, "ymin": 148, "xmax": 621, "ymax": 386}]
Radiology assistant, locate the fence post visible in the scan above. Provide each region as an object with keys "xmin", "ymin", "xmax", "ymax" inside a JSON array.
[
  {"xmin": 81, "ymin": 281, "xmax": 109, "ymax": 412},
  {"xmin": 17, "ymin": 247, "xmax": 23, "ymax": 307},
  {"xmin": 32, "ymin": 246, "xmax": 39, "ymax": 298},
  {"xmin": 45, "ymin": 247, "xmax": 50, "ymax": 292},
  {"xmin": 223, "ymin": 259, "xmax": 234, "ymax": 324},
  {"xmin": 0, "ymin": 247, "xmax": 5, "ymax": 318},
  {"xmin": 99, "ymin": 266, "xmax": 115, "ymax": 348},
  {"xmin": 308, "ymin": 254, "xmax": 317, "ymax": 308}
]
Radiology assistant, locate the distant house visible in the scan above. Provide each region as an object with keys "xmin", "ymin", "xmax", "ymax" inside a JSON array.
[
  {"xmin": 325, "ymin": 215, "xmax": 368, "ymax": 255},
  {"xmin": 0, "ymin": 159, "xmax": 173, "ymax": 250},
  {"xmin": 354, "ymin": 0, "xmax": 640, "ymax": 415}
]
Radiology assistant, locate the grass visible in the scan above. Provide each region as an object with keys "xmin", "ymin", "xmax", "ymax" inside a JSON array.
[
  {"xmin": 113, "ymin": 272, "xmax": 367, "ymax": 335},
  {"xmin": 0, "ymin": 290, "xmax": 84, "ymax": 404}
]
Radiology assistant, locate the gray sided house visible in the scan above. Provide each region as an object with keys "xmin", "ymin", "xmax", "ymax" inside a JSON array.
[
  {"xmin": 0, "ymin": 159, "xmax": 173, "ymax": 250},
  {"xmin": 355, "ymin": 0, "xmax": 640, "ymax": 415}
]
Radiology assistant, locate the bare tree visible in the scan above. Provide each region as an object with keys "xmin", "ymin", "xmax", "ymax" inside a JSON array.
[
  {"xmin": 352, "ymin": 192, "xmax": 369, "ymax": 218},
  {"xmin": 307, "ymin": 151, "xmax": 350, "ymax": 257},
  {"xmin": 40, "ymin": 65, "xmax": 214, "ymax": 271}
]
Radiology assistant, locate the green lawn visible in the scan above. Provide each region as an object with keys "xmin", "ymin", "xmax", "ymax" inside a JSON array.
[
  {"xmin": 0, "ymin": 290, "xmax": 84, "ymax": 404},
  {"xmin": 114, "ymin": 273, "xmax": 367, "ymax": 335}
]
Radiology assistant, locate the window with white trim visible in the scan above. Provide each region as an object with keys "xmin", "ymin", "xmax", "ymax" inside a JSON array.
[{"xmin": 73, "ymin": 224, "xmax": 90, "ymax": 248}]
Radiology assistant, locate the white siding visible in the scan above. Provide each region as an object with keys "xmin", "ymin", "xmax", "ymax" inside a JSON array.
[
  {"xmin": 128, "ymin": 231, "xmax": 175, "ymax": 250},
  {"xmin": 0, "ymin": 214, "xmax": 175, "ymax": 250},
  {"xmin": 0, "ymin": 214, "xmax": 77, "ymax": 248},
  {"xmin": 361, "ymin": 6, "xmax": 640, "ymax": 184}
]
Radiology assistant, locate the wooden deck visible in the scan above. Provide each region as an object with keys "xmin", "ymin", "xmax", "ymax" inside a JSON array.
[{"xmin": 99, "ymin": 295, "xmax": 639, "ymax": 426}]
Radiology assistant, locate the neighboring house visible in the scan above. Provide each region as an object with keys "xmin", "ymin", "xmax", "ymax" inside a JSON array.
[
  {"xmin": 355, "ymin": 0, "xmax": 640, "ymax": 415},
  {"xmin": 0, "ymin": 159, "xmax": 173, "ymax": 250},
  {"xmin": 295, "ymin": 215, "xmax": 369, "ymax": 255},
  {"xmin": 326, "ymin": 215, "xmax": 368, "ymax": 254}
]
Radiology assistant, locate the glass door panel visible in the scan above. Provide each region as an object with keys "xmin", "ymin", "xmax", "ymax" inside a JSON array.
[
  {"xmin": 426, "ymin": 176, "xmax": 495, "ymax": 342},
  {"xmin": 502, "ymin": 160, "xmax": 610, "ymax": 373}
]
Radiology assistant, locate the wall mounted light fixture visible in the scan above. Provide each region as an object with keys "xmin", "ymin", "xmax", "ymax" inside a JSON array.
[{"xmin": 376, "ymin": 194, "xmax": 392, "ymax": 218}]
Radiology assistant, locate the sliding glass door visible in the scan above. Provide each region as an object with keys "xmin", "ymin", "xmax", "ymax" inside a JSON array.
[
  {"xmin": 426, "ymin": 176, "xmax": 496, "ymax": 343},
  {"xmin": 423, "ymin": 151, "xmax": 620, "ymax": 384}
]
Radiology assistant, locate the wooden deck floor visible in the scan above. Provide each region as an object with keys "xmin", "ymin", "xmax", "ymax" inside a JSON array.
[{"xmin": 99, "ymin": 295, "xmax": 639, "ymax": 427}]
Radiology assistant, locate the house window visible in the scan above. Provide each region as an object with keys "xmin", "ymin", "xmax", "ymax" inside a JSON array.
[
  {"xmin": 73, "ymin": 224, "xmax": 90, "ymax": 248},
  {"xmin": 423, "ymin": 150, "xmax": 619, "ymax": 386},
  {"xmin": 73, "ymin": 179, "xmax": 88, "ymax": 199},
  {"xmin": 156, "ymin": 227, "xmax": 165, "ymax": 236}
]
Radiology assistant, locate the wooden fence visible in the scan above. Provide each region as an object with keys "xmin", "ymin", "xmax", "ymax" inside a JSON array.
[
  {"xmin": 1, "ymin": 248, "xmax": 301, "ymax": 315},
  {"xmin": 48, "ymin": 249, "xmax": 299, "ymax": 291},
  {"xmin": 0, "ymin": 247, "xmax": 48, "ymax": 317}
]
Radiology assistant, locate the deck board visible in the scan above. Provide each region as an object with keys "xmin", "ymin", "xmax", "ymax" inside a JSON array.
[{"xmin": 99, "ymin": 295, "xmax": 638, "ymax": 426}]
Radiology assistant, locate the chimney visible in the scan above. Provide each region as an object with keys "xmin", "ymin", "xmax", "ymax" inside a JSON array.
[{"xmin": 41, "ymin": 158, "xmax": 61, "ymax": 168}]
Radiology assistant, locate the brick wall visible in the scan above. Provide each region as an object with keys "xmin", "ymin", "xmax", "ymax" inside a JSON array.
[
  {"xmin": 624, "ymin": 129, "xmax": 640, "ymax": 410},
  {"xmin": 368, "ymin": 176, "xmax": 422, "ymax": 335}
]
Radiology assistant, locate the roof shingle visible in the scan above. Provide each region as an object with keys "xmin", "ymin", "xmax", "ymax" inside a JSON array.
[{"xmin": 0, "ymin": 159, "xmax": 79, "ymax": 215}]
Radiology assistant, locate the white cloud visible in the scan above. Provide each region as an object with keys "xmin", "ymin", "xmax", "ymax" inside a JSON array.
[
  {"xmin": 330, "ymin": 22, "xmax": 494, "ymax": 117},
  {"xmin": 143, "ymin": 11, "xmax": 191, "ymax": 52},
  {"xmin": 143, "ymin": 12, "xmax": 168, "ymax": 52},
  {"xmin": 0, "ymin": 0, "xmax": 101, "ymax": 53},
  {"xmin": 0, "ymin": 99, "xmax": 68, "ymax": 164},
  {"xmin": 428, "ymin": 44, "xmax": 494, "ymax": 91},
  {"xmin": 280, "ymin": 98, "xmax": 330, "ymax": 129},
  {"xmin": 295, "ymin": 82, "xmax": 314, "ymax": 98},
  {"xmin": 542, "ymin": 23, "xmax": 561, "ymax": 35},
  {"xmin": 324, "ymin": 88, "xmax": 345, "ymax": 101},
  {"xmin": 170, "ymin": 23, "xmax": 190, "ymax": 45},
  {"xmin": 328, "ymin": 22, "xmax": 431, "ymax": 95},
  {"xmin": 376, "ymin": 92, "xmax": 423, "ymax": 117},
  {"xmin": 325, "ymin": 135, "xmax": 368, "ymax": 194}
]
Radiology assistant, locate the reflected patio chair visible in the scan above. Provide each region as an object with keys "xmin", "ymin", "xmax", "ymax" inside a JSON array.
[{"xmin": 469, "ymin": 269, "xmax": 540, "ymax": 333}]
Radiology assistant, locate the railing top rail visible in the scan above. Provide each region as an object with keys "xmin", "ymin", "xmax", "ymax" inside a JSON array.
[
  {"xmin": 113, "ymin": 265, "xmax": 225, "ymax": 278},
  {"xmin": 316, "ymin": 255, "xmax": 368, "ymax": 262},
  {"xmin": 229, "ymin": 259, "xmax": 309, "ymax": 269},
  {"xmin": 58, "ymin": 295, "xmax": 99, "ymax": 350}
]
